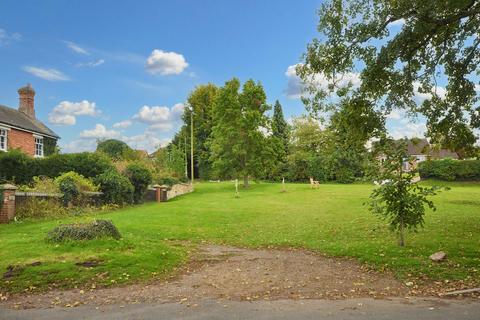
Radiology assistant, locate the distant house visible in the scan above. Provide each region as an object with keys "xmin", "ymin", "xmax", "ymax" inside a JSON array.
[
  {"xmin": 0, "ymin": 84, "xmax": 59, "ymax": 157},
  {"xmin": 377, "ymin": 138, "xmax": 458, "ymax": 171}
]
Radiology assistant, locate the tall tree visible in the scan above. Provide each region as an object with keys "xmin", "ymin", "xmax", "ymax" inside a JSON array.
[
  {"xmin": 298, "ymin": 0, "xmax": 479, "ymax": 155},
  {"xmin": 270, "ymin": 100, "xmax": 290, "ymax": 179},
  {"xmin": 209, "ymin": 78, "xmax": 272, "ymax": 187},
  {"xmin": 182, "ymin": 84, "xmax": 219, "ymax": 179}
]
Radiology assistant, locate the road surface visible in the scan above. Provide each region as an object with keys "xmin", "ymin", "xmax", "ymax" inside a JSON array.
[{"xmin": 1, "ymin": 297, "xmax": 479, "ymax": 320}]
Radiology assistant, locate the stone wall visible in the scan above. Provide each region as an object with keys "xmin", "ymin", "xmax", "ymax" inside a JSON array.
[{"xmin": 167, "ymin": 183, "xmax": 193, "ymax": 200}]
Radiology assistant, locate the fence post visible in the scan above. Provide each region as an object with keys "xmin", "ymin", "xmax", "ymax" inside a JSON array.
[{"xmin": 0, "ymin": 184, "xmax": 17, "ymax": 224}]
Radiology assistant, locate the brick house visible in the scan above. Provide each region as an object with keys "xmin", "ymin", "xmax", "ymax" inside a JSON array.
[{"xmin": 0, "ymin": 84, "xmax": 59, "ymax": 157}]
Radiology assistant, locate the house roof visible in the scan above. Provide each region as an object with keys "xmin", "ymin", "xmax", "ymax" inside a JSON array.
[
  {"xmin": 0, "ymin": 104, "xmax": 59, "ymax": 139},
  {"xmin": 403, "ymin": 138, "xmax": 458, "ymax": 159}
]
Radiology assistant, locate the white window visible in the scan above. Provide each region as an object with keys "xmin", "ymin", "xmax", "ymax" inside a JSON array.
[
  {"xmin": 34, "ymin": 136, "xmax": 43, "ymax": 157},
  {"xmin": 0, "ymin": 129, "xmax": 7, "ymax": 151}
]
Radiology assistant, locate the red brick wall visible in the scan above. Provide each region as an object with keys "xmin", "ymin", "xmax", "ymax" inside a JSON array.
[
  {"xmin": 0, "ymin": 188, "xmax": 16, "ymax": 223},
  {"xmin": 8, "ymin": 128, "xmax": 35, "ymax": 156}
]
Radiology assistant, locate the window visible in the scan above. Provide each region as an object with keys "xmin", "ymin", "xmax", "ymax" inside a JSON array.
[
  {"xmin": 0, "ymin": 129, "xmax": 7, "ymax": 151},
  {"xmin": 34, "ymin": 136, "xmax": 43, "ymax": 157}
]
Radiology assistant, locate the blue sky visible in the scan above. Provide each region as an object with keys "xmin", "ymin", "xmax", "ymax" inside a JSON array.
[{"xmin": 0, "ymin": 0, "xmax": 430, "ymax": 152}]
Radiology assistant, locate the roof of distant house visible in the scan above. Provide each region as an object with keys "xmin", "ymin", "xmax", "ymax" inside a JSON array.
[{"xmin": 0, "ymin": 104, "xmax": 59, "ymax": 139}]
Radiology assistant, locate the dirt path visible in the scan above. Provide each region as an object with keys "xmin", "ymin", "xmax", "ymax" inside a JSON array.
[{"xmin": 1, "ymin": 244, "xmax": 417, "ymax": 309}]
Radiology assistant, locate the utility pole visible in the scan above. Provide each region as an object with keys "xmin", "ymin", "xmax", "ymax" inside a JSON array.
[
  {"xmin": 184, "ymin": 130, "xmax": 188, "ymax": 180},
  {"xmin": 190, "ymin": 105, "xmax": 194, "ymax": 184}
]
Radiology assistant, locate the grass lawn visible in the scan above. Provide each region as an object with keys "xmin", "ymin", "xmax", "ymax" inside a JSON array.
[{"xmin": 0, "ymin": 181, "xmax": 479, "ymax": 294}]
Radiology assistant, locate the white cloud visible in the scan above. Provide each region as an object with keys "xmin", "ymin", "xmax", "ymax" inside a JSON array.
[
  {"xmin": 113, "ymin": 120, "xmax": 132, "ymax": 129},
  {"xmin": 285, "ymin": 64, "xmax": 361, "ymax": 99},
  {"xmin": 76, "ymin": 59, "xmax": 105, "ymax": 68},
  {"xmin": 80, "ymin": 124, "xmax": 121, "ymax": 139},
  {"xmin": 145, "ymin": 49, "xmax": 188, "ymax": 75},
  {"xmin": 132, "ymin": 103, "xmax": 184, "ymax": 131},
  {"xmin": 49, "ymin": 100, "xmax": 101, "ymax": 125},
  {"xmin": 61, "ymin": 139, "xmax": 97, "ymax": 153},
  {"xmin": 413, "ymin": 81, "xmax": 446, "ymax": 102},
  {"xmin": 0, "ymin": 28, "xmax": 21, "ymax": 45},
  {"xmin": 386, "ymin": 109, "xmax": 403, "ymax": 120},
  {"xmin": 64, "ymin": 126, "xmax": 170, "ymax": 153},
  {"xmin": 390, "ymin": 122, "xmax": 427, "ymax": 140},
  {"xmin": 23, "ymin": 66, "xmax": 70, "ymax": 81},
  {"xmin": 65, "ymin": 41, "xmax": 90, "ymax": 55},
  {"xmin": 123, "ymin": 133, "xmax": 170, "ymax": 153}
]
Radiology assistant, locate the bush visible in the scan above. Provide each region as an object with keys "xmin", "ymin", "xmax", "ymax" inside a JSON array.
[
  {"xmin": 124, "ymin": 162, "xmax": 152, "ymax": 204},
  {"xmin": 97, "ymin": 139, "xmax": 137, "ymax": 161},
  {"xmin": 96, "ymin": 170, "xmax": 134, "ymax": 205},
  {"xmin": 46, "ymin": 219, "xmax": 121, "ymax": 242},
  {"xmin": 16, "ymin": 197, "xmax": 67, "ymax": 219},
  {"xmin": 156, "ymin": 176, "xmax": 180, "ymax": 186},
  {"xmin": 38, "ymin": 152, "xmax": 114, "ymax": 179},
  {"xmin": 55, "ymin": 171, "xmax": 99, "ymax": 206},
  {"xmin": 19, "ymin": 176, "xmax": 60, "ymax": 193},
  {"xmin": 419, "ymin": 159, "xmax": 480, "ymax": 181},
  {"xmin": 0, "ymin": 150, "xmax": 38, "ymax": 184}
]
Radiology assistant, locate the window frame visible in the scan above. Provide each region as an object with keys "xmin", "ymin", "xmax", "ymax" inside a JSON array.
[
  {"xmin": 0, "ymin": 127, "xmax": 8, "ymax": 152},
  {"xmin": 34, "ymin": 135, "xmax": 44, "ymax": 158}
]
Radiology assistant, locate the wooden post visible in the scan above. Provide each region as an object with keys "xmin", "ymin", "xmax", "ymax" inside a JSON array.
[
  {"xmin": 282, "ymin": 177, "xmax": 286, "ymax": 193},
  {"xmin": 235, "ymin": 179, "xmax": 239, "ymax": 198},
  {"xmin": 190, "ymin": 107, "xmax": 194, "ymax": 185}
]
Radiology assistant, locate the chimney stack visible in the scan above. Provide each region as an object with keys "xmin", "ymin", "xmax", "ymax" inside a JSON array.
[{"xmin": 18, "ymin": 83, "xmax": 36, "ymax": 119}]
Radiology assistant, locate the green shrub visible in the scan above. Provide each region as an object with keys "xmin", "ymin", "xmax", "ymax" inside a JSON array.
[
  {"xmin": 156, "ymin": 176, "xmax": 180, "ymax": 186},
  {"xmin": 95, "ymin": 170, "xmax": 134, "ymax": 205},
  {"xmin": 19, "ymin": 176, "xmax": 60, "ymax": 193},
  {"xmin": 96, "ymin": 139, "xmax": 136, "ymax": 161},
  {"xmin": 38, "ymin": 152, "xmax": 114, "ymax": 179},
  {"xmin": 55, "ymin": 172, "xmax": 98, "ymax": 206},
  {"xmin": 419, "ymin": 159, "xmax": 480, "ymax": 181},
  {"xmin": 124, "ymin": 162, "xmax": 152, "ymax": 204},
  {"xmin": 0, "ymin": 150, "xmax": 38, "ymax": 184},
  {"xmin": 16, "ymin": 198, "xmax": 67, "ymax": 220},
  {"xmin": 46, "ymin": 219, "xmax": 121, "ymax": 242}
]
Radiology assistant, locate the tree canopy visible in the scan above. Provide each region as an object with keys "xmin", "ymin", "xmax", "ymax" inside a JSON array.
[
  {"xmin": 298, "ymin": 0, "xmax": 479, "ymax": 156},
  {"xmin": 209, "ymin": 78, "xmax": 273, "ymax": 187}
]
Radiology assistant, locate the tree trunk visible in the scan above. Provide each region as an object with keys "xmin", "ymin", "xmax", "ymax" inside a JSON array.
[
  {"xmin": 398, "ymin": 221, "xmax": 405, "ymax": 247},
  {"xmin": 243, "ymin": 175, "xmax": 249, "ymax": 188}
]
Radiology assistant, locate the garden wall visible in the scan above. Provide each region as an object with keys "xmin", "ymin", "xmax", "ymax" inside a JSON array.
[{"xmin": 166, "ymin": 183, "xmax": 194, "ymax": 200}]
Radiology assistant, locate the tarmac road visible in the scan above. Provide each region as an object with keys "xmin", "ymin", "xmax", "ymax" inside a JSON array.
[{"xmin": 1, "ymin": 297, "xmax": 479, "ymax": 320}]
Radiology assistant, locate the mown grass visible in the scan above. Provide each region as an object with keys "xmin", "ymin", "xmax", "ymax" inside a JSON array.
[{"xmin": 0, "ymin": 180, "xmax": 479, "ymax": 293}]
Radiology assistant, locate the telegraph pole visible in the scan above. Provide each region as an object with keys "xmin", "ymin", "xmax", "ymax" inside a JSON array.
[{"xmin": 190, "ymin": 105, "xmax": 194, "ymax": 184}]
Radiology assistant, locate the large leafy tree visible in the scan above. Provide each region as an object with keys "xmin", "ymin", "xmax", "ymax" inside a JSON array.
[
  {"xmin": 183, "ymin": 84, "xmax": 219, "ymax": 179},
  {"xmin": 298, "ymin": 0, "xmax": 480, "ymax": 156},
  {"xmin": 209, "ymin": 78, "xmax": 272, "ymax": 187},
  {"xmin": 270, "ymin": 100, "xmax": 290, "ymax": 179}
]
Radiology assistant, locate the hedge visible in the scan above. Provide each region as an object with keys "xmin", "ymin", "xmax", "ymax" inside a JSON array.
[
  {"xmin": 418, "ymin": 159, "xmax": 480, "ymax": 181},
  {"xmin": 0, "ymin": 150, "xmax": 114, "ymax": 184}
]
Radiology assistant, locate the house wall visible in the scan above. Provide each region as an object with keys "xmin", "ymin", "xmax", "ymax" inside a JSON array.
[{"xmin": 7, "ymin": 128, "xmax": 35, "ymax": 156}]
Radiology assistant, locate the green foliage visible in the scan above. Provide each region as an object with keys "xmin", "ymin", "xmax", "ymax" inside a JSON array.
[
  {"xmin": 0, "ymin": 149, "xmax": 38, "ymax": 184},
  {"xmin": 38, "ymin": 152, "xmax": 114, "ymax": 179},
  {"xmin": 156, "ymin": 176, "xmax": 180, "ymax": 186},
  {"xmin": 43, "ymin": 137, "xmax": 58, "ymax": 157},
  {"xmin": 124, "ymin": 162, "xmax": 153, "ymax": 204},
  {"xmin": 19, "ymin": 176, "xmax": 59, "ymax": 193},
  {"xmin": 95, "ymin": 170, "xmax": 134, "ymax": 205},
  {"xmin": 368, "ymin": 140, "xmax": 445, "ymax": 246},
  {"xmin": 209, "ymin": 78, "xmax": 274, "ymax": 186},
  {"xmin": 419, "ymin": 159, "xmax": 480, "ymax": 181},
  {"xmin": 96, "ymin": 139, "xmax": 136, "ymax": 161},
  {"xmin": 15, "ymin": 198, "xmax": 67, "ymax": 220},
  {"xmin": 152, "ymin": 144, "xmax": 186, "ymax": 181},
  {"xmin": 46, "ymin": 219, "xmax": 121, "ymax": 242},
  {"xmin": 299, "ymin": 0, "xmax": 479, "ymax": 155},
  {"xmin": 54, "ymin": 171, "xmax": 97, "ymax": 206},
  {"xmin": 182, "ymin": 84, "xmax": 219, "ymax": 180},
  {"xmin": 269, "ymin": 100, "xmax": 290, "ymax": 180}
]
